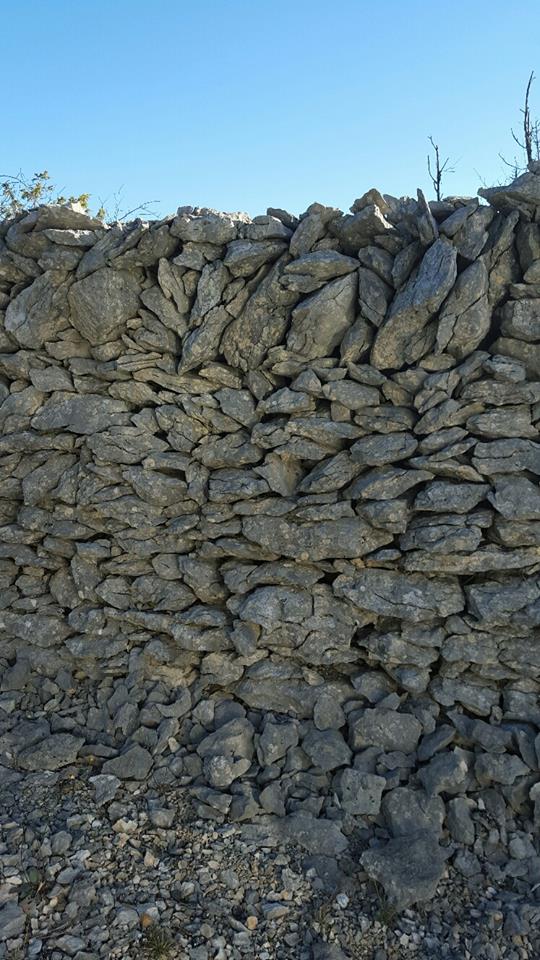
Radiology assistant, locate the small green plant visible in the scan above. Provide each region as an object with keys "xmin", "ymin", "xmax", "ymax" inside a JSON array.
[
  {"xmin": 0, "ymin": 168, "xmax": 159, "ymax": 222},
  {"xmin": 19, "ymin": 865, "xmax": 45, "ymax": 900},
  {"xmin": 371, "ymin": 880, "xmax": 397, "ymax": 927},
  {"xmin": 142, "ymin": 924, "xmax": 174, "ymax": 959},
  {"xmin": 0, "ymin": 170, "xmax": 90, "ymax": 220}
]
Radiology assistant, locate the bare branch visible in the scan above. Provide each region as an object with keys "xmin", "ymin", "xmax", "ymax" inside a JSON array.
[
  {"xmin": 500, "ymin": 71, "xmax": 540, "ymax": 175},
  {"xmin": 522, "ymin": 70, "xmax": 535, "ymax": 164},
  {"xmin": 427, "ymin": 136, "xmax": 454, "ymax": 201}
]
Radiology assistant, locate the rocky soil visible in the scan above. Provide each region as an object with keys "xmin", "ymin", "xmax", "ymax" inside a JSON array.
[{"xmin": 1, "ymin": 668, "xmax": 539, "ymax": 959}]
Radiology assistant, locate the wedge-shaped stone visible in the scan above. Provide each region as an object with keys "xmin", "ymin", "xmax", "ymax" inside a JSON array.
[
  {"xmin": 488, "ymin": 476, "xmax": 540, "ymax": 520},
  {"xmin": 329, "ymin": 204, "xmax": 393, "ymax": 253},
  {"xmin": 413, "ymin": 481, "xmax": 489, "ymax": 514},
  {"xmin": 286, "ymin": 273, "xmax": 357, "ymax": 358},
  {"xmin": 224, "ymin": 238, "xmax": 287, "ymax": 277},
  {"xmin": 403, "ymin": 546, "xmax": 540, "ymax": 574},
  {"xmin": 472, "ymin": 439, "xmax": 540, "ymax": 475},
  {"xmin": 348, "ymin": 467, "xmax": 432, "ymax": 500},
  {"xmin": 466, "ymin": 404, "xmax": 536, "ymax": 439},
  {"xmin": 322, "ymin": 379, "xmax": 380, "ymax": 408},
  {"xmin": 501, "ymin": 299, "xmax": 540, "ymax": 342},
  {"xmin": 170, "ymin": 210, "xmax": 237, "ymax": 243},
  {"xmin": 31, "ymin": 393, "xmax": 129, "ymax": 434},
  {"xmin": 298, "ymin": 451, "xmax": 361, "ymax": 493},
  {"xmin": 436, "ymin": 260, "xmax": 489, "ymax": 358},
  {"xmin": 334, "ymin": 569, "xmax": 464, "ymax": 622},
  {"xmin": 284, "ymin": 249, "xmax": 358, "ymax": 280},
  {"xmin": 371, "ymin": 239, "xmax": 457, "ymax": 369},
  {"xmin": 479, "ymin": 169, "xmax": 540, "ymax": 214},
  {"xmin": 350, "ymin": 432, "xmax": 417, "ymax": 466},
  {"xmin": 465, "ymin": 578, "xmax": 540, "ymax": 627},
  {"xmin": 361, "ymin": 832, "xmax": 446, "ymax": 909},
  {"xmin": 242, "ymin": 515, "xmax": 392, "ymax": 561},
  {"xmin": 222, "ymin": 254, "xmax": 298, "ymax": 369},
  {"xmin": 5, "ymin": 271, "xmax": 70, "ymax": 347},
  {"xmin": 400, "ymin": 513, "xmax": 484, "ymax": 554},
  {"xmin": 68, "ymin": 267, "xmax": 141, "ymax": 344},
  {"xmin": 350, "ymin": 708, "xmax": 422, "ymax": 753}
]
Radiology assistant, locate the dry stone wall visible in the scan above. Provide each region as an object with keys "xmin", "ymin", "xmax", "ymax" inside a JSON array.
[{"xmin": 0, "ymin": 167, "xmax": 539, "ymax": 907}]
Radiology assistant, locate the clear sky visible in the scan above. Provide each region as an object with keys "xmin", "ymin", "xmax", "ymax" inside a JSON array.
[{"xmin": 4, "ymin": 0, "xmax": 540, "ymax": 219}]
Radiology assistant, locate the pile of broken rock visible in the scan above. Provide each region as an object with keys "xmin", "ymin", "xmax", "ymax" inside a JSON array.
[{"xmin": 0, "ymin": 164, "xmax": 539, "ymax": 953}]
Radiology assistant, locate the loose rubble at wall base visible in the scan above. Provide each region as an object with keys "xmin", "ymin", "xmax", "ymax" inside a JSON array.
[{"xmin": 0, "ymin": 166, "xmax": 539, "ymax": 959}]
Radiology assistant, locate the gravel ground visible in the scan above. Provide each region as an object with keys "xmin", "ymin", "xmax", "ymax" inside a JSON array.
[{"xmin": 1, "ymin": 673, "xmax": 538, "ymax": 960}]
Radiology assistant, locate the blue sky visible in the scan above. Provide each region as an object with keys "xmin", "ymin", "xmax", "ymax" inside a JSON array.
[{"xmin": 4, "ymin": 0, "xmax": 540, "ymax": 218}]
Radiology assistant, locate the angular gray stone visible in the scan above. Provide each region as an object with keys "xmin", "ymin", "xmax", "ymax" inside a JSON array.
[
  {"xmin": 281, "ymin": 815, "xmax": 349, "ymax": 856},
  {"xmin": 335, "ymin": 768, "xmax": 386, "ymax": 815},
  {"xmin": 361, "ymin": 831, "xmax": 446, "ymax": 909},
  {"xmin": 171, "ymin": 210, "xmax": 237, "ymax": 243},
  {"xmin": 203, "ymin": 754, "xmax": 251, "ymax": 788},
  {"xmin": 334, "ymin": 569, "xmax": 464, "ymax": 622},
  {"xmin": 31, "ymin": 393, "xmax": 129, "ymax": 434},
  {"xmin": 418, "ymin": 751, "xmax": 469, "ymax": 796},
  {"xmin": 436, "ymin": 260, "xmax": 489, "ymax": 358},
  {"xmin": 197, "ymin": 718, "xmax": 254, "ymax": 761},
  {"xmin": 17, "ymin": 733, "xmax": 84, "ymax": 771},
  {"xmin": 257, "ymin": 720, "xmax": 299, "ymax": 766},
  {"xmin": 447, "ymin": 797, "xmax": 475, "ymax": 845},
  {"xmin": 322, "ymin": 379, "xmax": 380, "ymax": 408},
  {"xmin": 298, "ymin": 452, "xmax": 361, "ymax": 494},
  {"xmin": 329, "ymin": 204, "xmax": 393, "ymax": 253},
  {"xmin": 467, "ymin": 404, "xmax": 536, "ymax": 439},
  {"xmin": 89, "ymin": 774, "xmax": 121, "ymax": 806},
  {"xmin": 400, "ymin": 513, "xmax": 484, "ymax": 554},
  {"xmin": 350, "ymin": 432, "xmax": 418, "ymax": 466},
  {"xmin": 413, "ymin": 481, "xmax": 489, "ymax": 514},
  {"xmin": 101, "ymin": 745, "xmax": 153, "ymax": 780},
  {"xmin": 472, "ymin": 439, "xmax": 540, "ymax": 476},
  {"xmin": 286, "ymin": 273, "xmax": 357, "ymax": 358},
  {"xmin": 284, "ymin": 250, "xmax": 358, "ymax": 280},
  {"xmin": 465, "ymin": 577, "xmax": 540, "ymax": 627},
  {"xmin": 358, "ymin": 266, "xmax": 393, "ymax": 327},
  {"xmin": 475, "ymin": 754, "xmax": 530, "ymax": 785},
  {"xmin": 5, "ymin": 270, "xmax": 70, "ymax": 347},
  {"xmin": 371, "ymin": 239, "xmax": 457, "ymax": 369},
  {"xmin": 479, "ymin": 169, "xmax": 540, "ymax": 215},
  {"xmin": 347, "ymin": 467, "xmax": 432, "ymax": 500},
  {"xmin": 349, "ymin": 708, "xmax": 422, "ymax": 753},
  {"xmin": 313, "ymin": 693, "xmax": 346, "ymax": 731},
  {"xmin": 488, "ymin": 476, "xmax": 540, "ymax": 520},
  {"xmin": 68, "ymin": 267, "xmax": 141, "ymax": 344},
  {"xmin": 501, "ymin": 299, "xmax": 540, "ymax": 342},
  {"xmin": 179, "ymin": 306, "xmax": 233, "ymax": 372},
  {"xmin": 382, "ymin": 786, "xmax": 445, "ymax": 837},
  {"xmin": 243, "ymin": 515, "xmax": 392, "ymax": 561},
  {"xmin": 224, "ymin": 238, "xmax": 287, "ymax": 277},
  {"xmin": 0, "ymin": 901, "xmax": 26, "ymax": 940},
  {"xmin": 302, "ymin": 728, "xmax": 352, "ymax": 772},
  {"xmin": 221, "ymin": 255, "xmax": 297, "ymax": 370}
]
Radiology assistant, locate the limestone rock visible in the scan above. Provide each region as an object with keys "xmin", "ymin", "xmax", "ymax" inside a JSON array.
[
  {"xmin": 5, "ymin": 270, "xmax": 70, "ymax": 347},
  {"xmin": 334, "ymin": 569, "xmax": 464, "ymax": 622},
  {"xmin": 479, "ymin": 169, "xmax": 540, "ymax": 215},
  {"xmin": 371, "ymin": 239, "xmax": 457, "ymax": 369},
  {"xmin": 243, "ymin": 515, "xmax": 392, "ymax": 560},
  {"xmin": 68, "ymin": 267, "xmax": 141, "ymax": 344},
  {"xmin": 17, "ymin": 733, "xmax": 84, "ymax": 771},
  {"xmin": 361, "ymin": 832, "xmax": 446, "ymax": 909},
  {"xmin": 286, "ymin": 273, "xmax": 357, "ymax": 358},
  {"xmin": 349, "ymin": 708, "xmax": 422, "ymax": 753}
]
